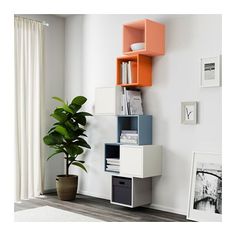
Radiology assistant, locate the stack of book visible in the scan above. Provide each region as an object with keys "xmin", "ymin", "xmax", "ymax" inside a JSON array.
[
  {"xmin": 120, "ymin": 61, "xmax": 137, "ymax": 84},
  {"xmin": 106, "ymin": 158, "xmax": 120, "ymax": 172},
  {"xmin": 120, "ymin": 130, "xmax": 138, "ymax": 144},
  {"xmin": 121, "ymin": 88, "xmax": 143, "ymax": 115}
]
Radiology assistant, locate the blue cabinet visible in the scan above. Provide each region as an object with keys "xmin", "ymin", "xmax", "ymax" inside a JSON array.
[{"xmin": 117, "ymin": 115, "xmax": 152, "ymax": 145}]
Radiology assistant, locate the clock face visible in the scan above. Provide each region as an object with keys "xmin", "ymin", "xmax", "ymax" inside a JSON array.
[{"xmin": 185, "ymin": 105, "xmax": 195, "ymax": 121}]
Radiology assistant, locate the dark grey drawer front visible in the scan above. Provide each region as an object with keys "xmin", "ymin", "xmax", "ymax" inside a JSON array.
[
  {"xmin": 112, "ymin": 176, "xmax": 131, "ymax": 188},
  {"xmin": 112, "ymin": 176, "xmax": 132, "ymax": 206}
]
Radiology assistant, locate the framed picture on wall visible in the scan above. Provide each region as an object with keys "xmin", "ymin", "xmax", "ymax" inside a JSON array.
[
  {"xmin": 181, "ymin": 101, "xmax": 198, "ymax": 125},
  {"xmin": 200, "ymin": 56, "xmax": 221, "ymax": 87},
  {"xmin": 187, "ymin": 152, "xmax": 222, "ymax": 222}
]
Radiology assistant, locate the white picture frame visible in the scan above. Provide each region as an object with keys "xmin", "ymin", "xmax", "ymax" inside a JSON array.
[
  {"xmin": 187, "ymin": 152, "xmax": 222, "ymax": 222},
  {"xmin": 200, "ymin": 56, "xmax": 221, "ymax": 87},
  {"xmin": 181, "ymin": 101, "xmax": 198, "ymax": 124}
]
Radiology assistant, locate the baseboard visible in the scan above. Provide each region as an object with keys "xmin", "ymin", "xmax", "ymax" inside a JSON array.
[
  {"xmin": 43, "ymin": 188, "xmax": 57, "ymax": 194},
  {"xmin": 43, "ymin": 188, "xmax": 109, "ymax": 200},
  {"xmin": 78, "ymin": 189, "xmax": 186, "ymax": 216},
  {"xmin": 78, "ymin": 189, "xmax": 110, "ymax": 201},
  {"xmin": 148, "ymin": 203, "xmax": 186, "ymax": 216}
]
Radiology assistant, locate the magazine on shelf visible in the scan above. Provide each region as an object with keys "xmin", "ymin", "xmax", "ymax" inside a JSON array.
[
  {"xmin": 124, "ymin": 87, "xmax": 129, "ymax": 115},
  {"xmin": 120, "ymin": 88, "xmax": 143, "ymax": 115},
  {"xmin": 127, "ymin": 88, "xmax": 143, "ymax": 115}
]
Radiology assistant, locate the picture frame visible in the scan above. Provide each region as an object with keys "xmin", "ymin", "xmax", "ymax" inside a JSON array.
[
  {"xmin": 187, "ymin": 152, "xmax": 222, "ymax": 222},
  {"xmin": 181, "ymin": 101, "xmax": 198, "ymax": 124},
  {"xmin": 200, "ymin": 56, "xmax": 221, "ymax": 87}
]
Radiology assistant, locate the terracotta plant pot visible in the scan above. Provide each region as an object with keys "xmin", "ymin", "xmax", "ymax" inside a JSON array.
[{"xmin": 56, "ymin": 175, "xmax": 78, "ymax": 201}]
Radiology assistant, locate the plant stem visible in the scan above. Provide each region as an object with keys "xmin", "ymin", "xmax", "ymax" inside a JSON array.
[{"xmin": 66, "ymin": 154, "xmax": 69, "ymax": 176}]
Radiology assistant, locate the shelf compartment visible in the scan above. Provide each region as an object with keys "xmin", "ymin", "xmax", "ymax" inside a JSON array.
[
  {"xmin": 123, "ymin": 19, "xmax": 165, "ymax": 56},
  {"xmin": 117, "ymin": 115, "xmax": 152, "ymax": 145},
  {"xmin": 116, "ymin": 54, "xmax": 152, "ymax": 87},
  {"xmin": 111, "ymin": 175, "xmax": 152, "ymax": 208},
  {"xmin": 105, "ymin": 143, "xmax": 120, "ymax": 173},
  {"xmin": 120, "ymin": 145, "xmax": 162, "ymax": 178}
]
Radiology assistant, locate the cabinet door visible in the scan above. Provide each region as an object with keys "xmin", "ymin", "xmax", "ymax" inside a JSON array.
[
  {"xmin": 120, "ymin": 146, "xmax": 143, "ymax": 177},
  {"xmin": 95, "ymin": 87, "xmax": 121, "ymax": 115}
]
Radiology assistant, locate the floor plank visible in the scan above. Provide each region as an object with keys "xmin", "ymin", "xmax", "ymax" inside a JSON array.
[{"xmin": 14, "ymin": 193, "xmax": 190, "ymax": 222}]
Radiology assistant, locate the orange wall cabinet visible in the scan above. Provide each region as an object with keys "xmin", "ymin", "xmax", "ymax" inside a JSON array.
[
  {"xmin": 116, "ymin": 54, "xmax": 152, "ymax": 87},
  {"xmin": 123, "ymin": 19, "xmax": 165, "ymax": 56}
]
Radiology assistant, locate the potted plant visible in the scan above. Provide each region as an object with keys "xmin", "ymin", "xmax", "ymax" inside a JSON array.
[{"xmin": 43, "ymin": 96, "xmax": 92, "ymax": 201}]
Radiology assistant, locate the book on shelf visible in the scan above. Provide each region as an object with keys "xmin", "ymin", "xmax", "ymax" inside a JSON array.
[
  {"xmin": 120, "ymin": 139, "xmax": 138, "ymax": 144},
  {"xmin": 121, "ymin": 130, "xmax": 138, "ymax": 134},
  {"xmin": 120, "ymin": 60, "xmax": 137, "ymax": 85},
  {"xmin": 120, "ymin": 130, "xmax": 138, "ymax": 144},
  {"xmin": 106, "ymin": 165, "xmax": 119, "ymax": 172},
  {"xmin": 106, "ymin": 158, "xmax": 120, "ymax": 162},
  {"xmin": 127, "ymin": 61, "xmax": 137, "ymax": 84},
  {"xmin": 121, "ymin": 62, "xmax": 128, "ymax": 84},
  {"xmin": 106, "ymin": 158, "xmax": 120, "ymax": 165}
]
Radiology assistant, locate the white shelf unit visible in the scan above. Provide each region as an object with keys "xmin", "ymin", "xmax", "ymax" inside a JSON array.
[
  {"xmin": 120, "ymin": 145, "xmax": 162, "ymax": 178},
  {"xmin": 95, "ymin": 87, "xmax": 121, "ymax": 115},
  {"xmin": 111, "ymin": 175, "xmax": 152, "ymax": 208}
]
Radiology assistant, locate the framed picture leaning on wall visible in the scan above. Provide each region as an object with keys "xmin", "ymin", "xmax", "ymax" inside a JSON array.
[
  {"xmin": 200, "ymin": 56, "xmax": 221, "ymax": 87},
  {"xmin": 187, "ymin": 152, "xmax": 222, "ymax": 222}
]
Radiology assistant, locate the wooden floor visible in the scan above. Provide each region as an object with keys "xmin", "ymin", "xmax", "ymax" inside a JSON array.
[{"xmin": 14, "ymin": 193, "xmax": 189, "ymax": 222}]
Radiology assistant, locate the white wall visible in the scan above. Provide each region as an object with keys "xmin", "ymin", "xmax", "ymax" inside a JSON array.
[
  {"xmin": 20, "ymin": 15, "xmax": 65, "ymax": 191},
  {"xmin": 64, "ymin": 15, "xmax": 83, "ymax": 98},
  {"xmin": 64, "ymin": 14, "xmax": 222, "ymax": 214}
]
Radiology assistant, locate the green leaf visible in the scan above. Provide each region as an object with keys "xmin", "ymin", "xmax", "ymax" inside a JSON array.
[
  {"xmin": 66, "ymin": 145, "xmax": 84, "ymax": 156},
  {"xmin": 65, "ymin": 120, "xmax": 78, "ymax": 132},
  {"xmin": 52, "ymin": 96, "xmax": 65, "ymax": 104},
  {"xmin": 62, "ymin": 104, "xmax": 74, "ymax": 114},
  {"xmin": 55, "ymin": 125, "xmax": 70, "ymax": 139},
  {"xmin": 68, "ymin": 156, "xmax": 76, "ymax": 162},
  {"xmin": 77, "ymin": 127, "xmax": 86, "ymax": 133},
  {"xmin": 53, "ymin": 122, "xmax": 62, "ymax": 126},
  {"xmin": 76, "ymin": 160, "xmax": 85, "ymax": 163},
  {"xmin": 72, "ymin": 161, "xmax": 87, "ymax": 172},
  {"xmin": 74, "ymin": 114, "xmax": 86, "ymax": 126},
  {"xmin": 76, "ymin": 138, "xmax": 91, "ymax": 149},
  {"xmin": 57, "ymin": 104, "xmax": 74, "ymax": 115},
  {"xmin": 48, "ymin": 127, "xmax": 56, "ymax": 134},
  {"xmin": 72, "ymin": 96, "xmax": 87, "ymax": 106},
  {"xmin": 47, "ymin": 149, "xmax": 63, "ymax": 160},
  {"xmin": 69, "ymin": 103, "xmax": 81, "ymax": 113},
  {"xmin": 51, "ymin": 109, "xmax": 67, "ymax": 122},
  {"xmin": 43, "ymin": 132, "xmax": 64, "ymax": 145},
  {"xmin": 77, "ymin": 112, "xmax": 93, "ymax": 117}
]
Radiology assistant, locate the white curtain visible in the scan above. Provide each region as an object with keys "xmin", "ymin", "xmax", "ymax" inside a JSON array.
[{"xmin": 14, "ymin": 16, "xmax": 44, "ymax": 201}]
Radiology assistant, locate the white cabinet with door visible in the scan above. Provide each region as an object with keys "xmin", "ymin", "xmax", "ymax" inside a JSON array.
[
  {"xmin": 120, "ymin": 145, "xmax": 162, "ymax": 178},
  {"xmin": 95, "ymin": 87, "xmax": 121, "ymax": 115}
]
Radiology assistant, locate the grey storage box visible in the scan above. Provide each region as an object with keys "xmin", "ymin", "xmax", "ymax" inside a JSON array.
[
  {"xmin": 111, "ymin": 175, "xmax": 152, "ymax": 208},
  {"xmin": 112, "ymin": 176, "xmax": 132, "ymax": 205}
]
